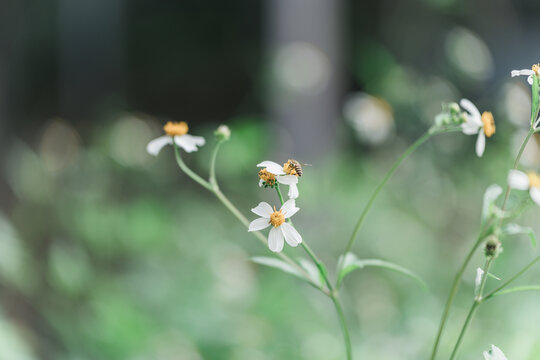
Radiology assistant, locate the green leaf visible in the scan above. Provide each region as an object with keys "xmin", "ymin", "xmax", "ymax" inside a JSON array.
[
  {"xmin": 501, "ymin": 223, "xmax": 537, "ymax": 247},
  {"xmin": 298, "ymin": 258, "xmax": 322, "ymax": 287},
  {"xmin": 491, "ymin": 285, "xmax": 540, "ymax": 298},
  {"xmin": 251, "ymin": 257, "xmax": 304, "ymax": 279},
  {"xmin": 337, "ymin": 252, "xmax": 427, "ymax": 289}
]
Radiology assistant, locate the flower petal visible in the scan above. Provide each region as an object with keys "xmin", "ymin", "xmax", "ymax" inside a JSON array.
[
  {"xmin": 257, "ymin": 161, "xmax": 285, "ymax": 175},
  {"xmin": 461, "ymin": 121, "xmax": 481, "ymax": 135},
  {"xmin": 511, "ymin": 69, "xmax": 534, "ymax": 77},
  {"xmin": 280, "ymin": 223, "xmax": 302, "ymax": 247},
  {"xmin": 528, "ymin": 75, "xmax": 534, "ymax": 85},
  {"xmin": 146, "ymin": 136, "xmax": 173, "ymax": 156},
  {"xmin": 175, "ymin": 134, "xmax": 205, "ymax": 153},
  {"xmin": 276, "ymin": 175, "xmax": 298, "ymax": 185},
  {"xmin": 268, "ymin": 226, "xmax": 284, "ymax": 252},
  {"xmin": 248, "ymin": 217, "xmax": 271, "ymax": 232},
  {"xmin": 280, "ymin": 199, "xmax": 296, "ymax": 214},
  {"xmin": 476, "ymin": 131, "xmax": 486, "ymax": 157},
  {"xmin": 508, "ymin": 170, "xmax": 530, "ymax": 190},
  {"xmin": 287, "ymin": 183, "xmax": 299, "ymax": 199},
  {"xmin": 460, "ymin": 98, "xmax": 481, "ymax": 120},
  {"xmin": 251, "ymin": 202, "xmax": 273, "ymax": 218},
  {"xmin": 530, "ymin": 187, "xmax": 540, "ymax": 206},
  {"xmin": 284, "ymin": 206, "xmax": 300, "ymax": 218}
]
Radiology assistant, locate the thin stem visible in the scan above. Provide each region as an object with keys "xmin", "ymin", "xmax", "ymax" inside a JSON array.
[
  {"xmin": 209, "ymin": 140, "xmax": 224, "ymax": 187},
  {"xmin": 331, "ymin": 295, "xmax": 352, "ymax": 360},
  {"xmin": 449, "ymin": 258, "xmax": 492, "ymax": 360},
  {"xmin": 483, "ymin": 255, "xmax": 540, "ymax": 301},
  {"xmin": 275, "ymin": 184, "xmax": 334, "ymax": 292},
  {"xmin": 343, "ymin": 130, "xmax": 433, "ymax": 257},
  {"xmin": 429, "ymin": 235, "xmax": 483, "ymax": 360},
  {"xmin": 173, "ymin": 143, "xmax": 214, "ymax": 191}
]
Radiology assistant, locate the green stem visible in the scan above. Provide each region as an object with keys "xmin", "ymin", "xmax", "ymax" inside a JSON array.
[
  {"xmin": 275, "ymin": 184, "xmax": 334, "ymax": 292},
  {"xmin": 331, "ymin": 294, "xmax": 352, "ymax": 360},
  {"xmin": 343, "ymin": 129, "xmax": 434, "ymax": 257},
  {"xmin": 209, "ymin": 140, "xmax": 224, "ymax": 187},
  {"xmin": 429, "ymin": 235, "xmax": 483, "ymax": 360},
  {"xmin": 483, "ymin": 255, "xmax": 540, "ymax": 301},
  {"xmin": 449, "ymin": 258, "xmax": 492, "ymax": 360},
  {"xmin": 173, "ymin": 143, "xmax": 214, "ymax": 191}
]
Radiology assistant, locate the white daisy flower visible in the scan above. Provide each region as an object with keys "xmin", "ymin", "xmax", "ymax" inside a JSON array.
[
  {"xmin": 248, "ymin": 199, "xmax": 302, "ymax": 252},
  {"xmin": 146, "ymin": 121, "xmax": 205, "ymax": 156},
  {"xmin": 460, "ymin": 99, "xmax": 496, "ymax": 157},
  {"xmin": 257, "ymin": 160, "xmax": 301, "ymax": 199},
  {"xmin": 507, "ymin": 169, "xmax": 540, "ymax": 205},
  {"xmin": 483, "ymin": 345, "xmax": 507, "ymax": 360},
  {"xmin": 511, "ymin": 63, "xmax": 540, "ymax": 85}
]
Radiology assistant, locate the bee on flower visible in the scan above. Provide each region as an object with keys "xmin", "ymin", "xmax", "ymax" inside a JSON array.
[
  {"xmin": 147, "ymin": 121, "xmax": 205, "ymax": 156},
  {"xmin": 459, "ymin": 99, "xmax": 495, "ymax": 157},
  {"xmin": 257, "ymin": 160, "xmax": 303, "ymax": 199},
  {"xmin": 511, "ymin": 63, "xmax": 540, "ymax": 85},
  {"xmin": 507, "ymin": 169, "xmax": 540, "ymax": 205},
  {"xmin": 248, "ymin": 199, "xmax": 302, "ymax": 252}
]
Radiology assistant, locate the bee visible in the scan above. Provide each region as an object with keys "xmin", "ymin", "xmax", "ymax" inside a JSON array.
[{"xmin": 283, "ymin": 159, "xmax": 311, "ymax": 177}]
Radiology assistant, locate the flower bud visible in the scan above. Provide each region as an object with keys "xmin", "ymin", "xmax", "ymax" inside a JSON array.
[
  {"xmin": 215, "ymin": 125, "xmax": 231, "ymax": 141},
  {"xmin": 484, "ymin": 235, "xmax": 502, "ymax": 259}
]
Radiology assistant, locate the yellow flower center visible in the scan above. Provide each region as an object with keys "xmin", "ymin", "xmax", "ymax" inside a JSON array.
[
  {"xmin": 283, "ymin": 159, "xmax": 299, "ymax": 176},
  {"xmin": 163, "ymin": 121, "xmax": 189, "ymax": 136},
  {"xmin": 481, "ymin": 112, "xmax": 495, "ymax": 137},
  {"xmin": 528, "ymin": 172, "xmax": 540, "ymax": 188},
  {"xmin": 532, "ymin": 63, "xmax": 540, "ymax": 76},
  {"xmin": 258, "ymin": 169, "xmax": 276, "ymax": 186},
  {"xmin": 269, "ymin": 207, "xmax": 285, "ymax": 227}
]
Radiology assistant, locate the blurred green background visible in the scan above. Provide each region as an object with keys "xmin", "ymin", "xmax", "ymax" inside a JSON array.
[{"xmin": 1, "ymin": 0, "xmax": 540, "ymax": 359}]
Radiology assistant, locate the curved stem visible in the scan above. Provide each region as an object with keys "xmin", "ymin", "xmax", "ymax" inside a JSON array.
[
  {"xmin": 209, "ymin": 140, "xmax": 224, "ymax": 187},
  {"xmin": 275, "ymin": 184, "xmax": 334, "ymax": 292},
  {"xmin": 331, "ymin": 294, "xmax": 352, "ymax": 360},
  {"xmin": 449, "ymin": 258, "xmax": 492, "ymax": 360},
  {"xmin": 343, "ymin": 130, "xmax": 433, "ymax": 257},
  {"xmin": 173, "ymin": 143, "xmax": 214, "ymax": 191},
  {"xmin": 429, "ymin": 235, "xmax": 483, "ymax": 360}
]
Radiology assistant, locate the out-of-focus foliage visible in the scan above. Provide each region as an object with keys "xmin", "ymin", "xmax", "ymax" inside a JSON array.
[{"xmin": 1, "ymin": 1, "xmax": 540, "ymax": 360}]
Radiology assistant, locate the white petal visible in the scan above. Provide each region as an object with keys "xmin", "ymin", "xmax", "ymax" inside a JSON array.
[
  {"xmin": 280, "ymin": 199, "xmax": 296, "ymax": 214},
  {"xmin": 287, "ymin": 183, "xmax": 299, "ymax": 199},
  {"xmin": 146, "ymin": 136, "xmax": 172, "ymax": 156},
  {"xmin": 460, "ymin": 98, "xmax": 481, "ymax": 120},
  {"xmin": 276, "ymin": 175, "xmax": 298, "ymax": 185},
  {"xmin": 476, "ymin": 131, "xmax": 486, "ymax": 157},
  {"xmin": 508, "ymin": 170, "xmax": 530, "ymax": 190},
  {"xmin": 511, "ymin": 69, "xmax": 534, "ymax": 77},
  {"xmin": 251, "ymin": 202, "xmax": 273, "ymax": 218},
  {"xmin": 175, "ymin": 134, "xmax": 205, "ymax": 153},
  {"xmin": 268, "ymin": 227, "xmax": 284, "ymax": 252},
  {"xmin": 280, "ymin": 223, "xmax": 302, "ymax": 247},
  {"xmin": 527, "ymin": 74, "xmax": 534, "ymax": 85},
  {"xmin": 483, "ymin": 345, "xmax": 507, "ymax": 360},
  {"xmin": 257, "ymin": 161, "xmax": 285, "ymax": 175},
  {"xmin": 461, "ymin": 120, "xmax": 481, "ymax": 135},
  {"xmin": 284, "ymin": 206, "xmax": 300, "ymax": 218},
  {"xmin": 530, "ymin": 187, "xmax": 540, "ymax": 206},
  {"xmin": 248, "ymin": 217, "xmax": 271, "ymax": 232},
  {"xmin": 474, "ymin": 267, "xmax": 484, "ymax": 295}
]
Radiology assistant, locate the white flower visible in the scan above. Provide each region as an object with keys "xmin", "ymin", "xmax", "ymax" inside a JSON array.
[
  {"xmin": 147, "ymin": 121, "xmax": 205, "ymax": 156},
  {"xmin": 483, "ymin": 345, "xmax": 507, "ymax": 360},
  {"xmin": 215, "ymin": 124, "xmax": 231, "ymax": 140},
  {"xmin": 248, "ymin": 199, "xmax": 302, "ymax": 252},
  {"xmin": 460, "ymin": 99, "xmax": 496, "ymax": 157},
  {"xmin": 507, "ymin": 169, "xmax": 540, "ymax": 205},
  {"xmin": 257, "ymin": 160, "xmax": 300, "ymax": 199},
  {"xmin": 511, "ymin": 63, "xmax": 540, "ymax": 85}
]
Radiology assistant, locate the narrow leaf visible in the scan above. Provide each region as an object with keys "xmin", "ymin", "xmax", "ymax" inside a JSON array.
[
  {"xmin": 251, "ymin": 257, "xmax": 303, "ymax": 279},
  {"xmin": 298, "ymin": 258, "xmax": 322, "ymax": 287},
  {"xmin": 491, "ymin": 285, "xmax": 540, "ymax": 298},
  {"xmin": 502, "ymin": 223, "xmax": 537, "ymax": 247},
  {"xmin": 337, "ymin": 253, "xmax": 427, "ymax": 289}
]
